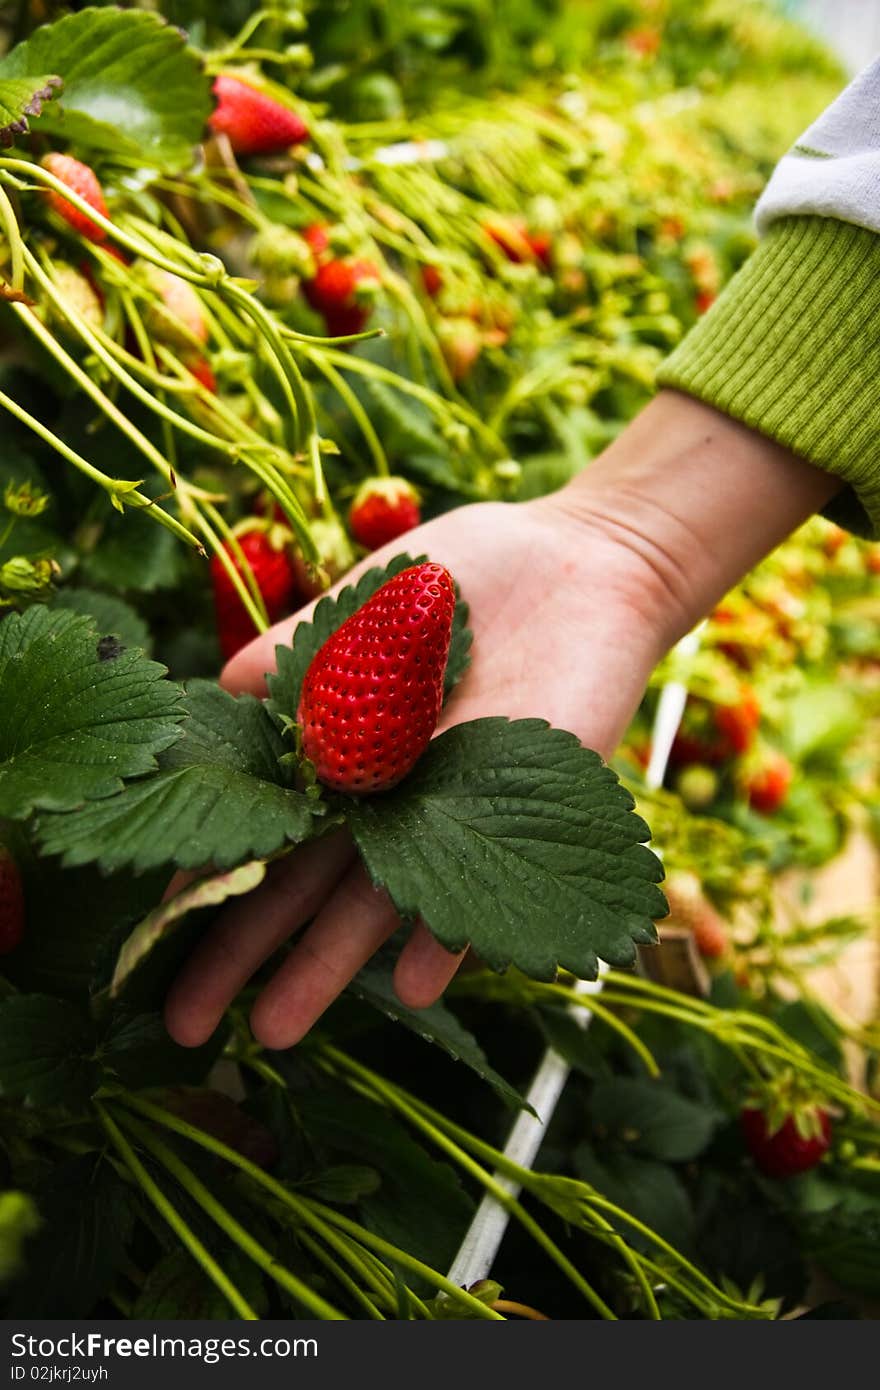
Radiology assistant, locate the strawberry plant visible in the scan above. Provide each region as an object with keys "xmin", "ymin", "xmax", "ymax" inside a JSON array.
[{"xmin": 0, "ymin": 0, "xmax": 877, "ymax": 1325}]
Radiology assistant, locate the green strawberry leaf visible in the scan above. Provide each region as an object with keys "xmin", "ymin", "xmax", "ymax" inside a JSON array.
[
  {"xmin": 38, "ymin": 680, "xmax": 321, "ymax": 873},
  {"xmin": 346, "ymin": 717, "xmax": 666, "ymax": 980},
  {"xmin": 0, "ymin": 74, "xmax": 61, "ymax": 148},
  {"xmin": 348, "ymin": 951, "xmax": 529, "ymax": 1110},
  {"xmin": 0, "ymin": 607, "xmax": 185, "ymax": 821},
  {"xmin": 0, "ymin": 8, "xmax": 211, "ymax": 168},
  {"xmin": 588, "ymin": 1076, "xmax": 720, "ymax": 1162},
  {"xmin": 52, "ymin": 588, "xmax": 152, "ymax": 654},
  {"xmin": 267, "ymin": 551, "xmax": 471, "ymax": 728},
  {"xmin": 0, "ymin": 995, "xmax": 99, "ymax": 1110}
]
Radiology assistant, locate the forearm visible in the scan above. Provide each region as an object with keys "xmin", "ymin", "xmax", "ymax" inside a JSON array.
[{"xmin": 553, "ymin": 389, "xmax": 841, "ymax": 650}]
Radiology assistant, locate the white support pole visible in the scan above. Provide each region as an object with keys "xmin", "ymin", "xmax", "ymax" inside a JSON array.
[{"xmin": 445, "ymin": 624, "xmax": 704, "ymax": 1292}]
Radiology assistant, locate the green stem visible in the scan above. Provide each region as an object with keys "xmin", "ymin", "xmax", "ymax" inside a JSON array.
[
  {"xmin": 321, "ymin": 1050, "xmax": 616, "ymax": 1319},
  {"xmin": 296, "ymin": 1230, "xmax": 386, "ymax": 1320},
  {"xmin": 0, "ymin": 159, "xmax": 220, "ymax": 284},
  {"xmin": 96, "ymin": 1103, "xmax": 258, "ymax": 1320},
  {"xmin": 311, "ymin": 354, "xmax": 390, "ymax": 476},
  {"xmin": 0, "ymin": 181, "xmax": 24, "ymax": 292},
  {"xmin": 111, "ymin": 1106, "xmax": 346, "ymax": 1320},
  {"xmin": 28, "ymin": 246, "xmax": 242, "ymax": 471},
  {"xmin": 0, "ymin": 388, "xmax": 203, "ymax": 553},
  {"xmin": 116, "ymin": 1092, "xmax": 501, "ymax": 1321}
]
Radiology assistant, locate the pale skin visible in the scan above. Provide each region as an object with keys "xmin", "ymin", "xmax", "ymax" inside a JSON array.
[{"xmin": 164, "ymin": 390, "xmax": 840, "ymax": 1051}]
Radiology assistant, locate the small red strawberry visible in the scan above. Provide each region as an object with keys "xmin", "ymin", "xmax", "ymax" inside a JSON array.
[
  {"xmin": 0, "ymin": 848, "xmax": 24, "ymax": 955},
  {"xmin": 211, "ymin": 528, "xmax": 299, "ymax": 662},
  {"xmin": 209, "ymin": 74, "xmax": 309, "ymax": 156},
  {"xmin": 745, "ymin": 749, "xmax": 793, "ymax": 815},
  {"xmin": 527, "ymin": 230, "xmax": 554, "ymax": 269},
  {"xmin": 303, "ymin": 257, "xmax": 380, "ymax": 336},
  {"xmin": 297, "ymin": 562, "xmax": 455, "ymax": 794},
  {"xmin": 303, "ymin": 223, "xmax": 331, "ymax": 260},
  {"xmin": 713, "ymin": 685, "xmax": 760, "ymax": 756},
  {"xmin": 349, "ymin": 477, "xmax": 421, "ymax": 552},
  {"xmin": 741, "ymin": 1103, "xmax": 832, "ymax": 1178},
  {"xmin": 41, "ymin": 153, "xmax": 108, "ymax": 243}
]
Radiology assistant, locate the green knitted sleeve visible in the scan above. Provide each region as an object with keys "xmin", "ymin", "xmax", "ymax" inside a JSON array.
[{"xmin": 657, "ymin": 215, "xmax": 880, "ymax": 537}]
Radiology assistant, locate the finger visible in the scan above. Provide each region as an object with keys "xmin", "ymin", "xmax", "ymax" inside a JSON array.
[
  {"xmin": 221, "ymin": 608, "xmax": 307, "ymax": 697},
  {"xmin": 393, "ymin": 923, "xmax": 466, "ymax": 1009},
  {"xmin": 249, "ymin": 862, "xmax": 401, "ymax": 1050},
  {"xmin": 164, "ymin": 829, "xmax": 357, "ymax": 1047}
]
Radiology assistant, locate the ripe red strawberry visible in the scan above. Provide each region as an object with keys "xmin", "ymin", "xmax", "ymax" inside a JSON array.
[
  {"xmin": 349, "ymin": 477, "xmax": 421, "ymax": 552},
  {"xmin": 745, "ymin": 750, "xmax": 793, "ymax": 815},
  {"xmin": 0, "ymin": 848, "xmax": 24, "ymax": 955},
  {"xmin": 741, "ymin": 1104, "xmax": 832, "ymax": 1178},
  {"xmin": 714, "ymin": 686, "xmax": 760, "ymax": 756},
  {"xmin": 209, "ymin": 74, "xmax": 309, "ymax": 156},
  {"xmin": 297, "ymin": 562, "xmax": 455, "ymax": 794},
  {"xmin": 41, "ymin": 153, "xmax": 108, "ymax": 243},
  {"xmin": 211, "ymin": 528, "xmax": 299, "ymax": 662},
  {"xmin": 663, "ymin": 870, "xmax": 728, "ymax": 960},
  {"xmin": 303, "ymin": 258, "xmax": 380, "ymax": 336}
]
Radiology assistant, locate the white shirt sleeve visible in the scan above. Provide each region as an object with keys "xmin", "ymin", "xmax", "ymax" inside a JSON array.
[{"xmin": 755, "ymin": 58, "xmax": 880, "ymax": 235}]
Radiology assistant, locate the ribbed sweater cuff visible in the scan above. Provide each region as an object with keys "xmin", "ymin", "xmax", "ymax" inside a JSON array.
[{"xmin": 657, "ymin": 215, "xmax": 880, "ymax": 538}]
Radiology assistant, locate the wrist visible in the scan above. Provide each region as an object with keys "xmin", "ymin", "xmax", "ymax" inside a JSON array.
[{"xmin": 548, "ymin": 390, "xmax": 841, "ymax": 648}]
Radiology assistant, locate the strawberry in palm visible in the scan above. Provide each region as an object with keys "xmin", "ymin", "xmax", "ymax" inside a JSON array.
[{"xmin": 297, "ymin": 562, "xmax": 455, "ymax": 793}]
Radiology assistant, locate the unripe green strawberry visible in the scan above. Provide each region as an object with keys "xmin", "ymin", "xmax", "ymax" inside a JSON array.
[
  {"xmin": 675, "ymin": 763, "xmax": 719, "ymax": 812},
  {"xmin": 437, "ymin": 316, "xmax": 483, "ymax": 383},
  {"xmin": 142, "ymin": 265, "xmax": 209, "ymax": 350},
  {"xmin": 41, "ymin": 153, "xmax": 109, "ymax": 243},
  {"xmin": 297, "ymin": 562, "xmax": 455, "ymax": 794},
  {"xmin": 0, "ymin": 848, "xmax": 24, "ymax": 955},
  {"xmin": 49, "ymin": 263, "xmax": 104, "ymax": 332},
  {"xmin": 349, "ymin": 476, "xmax": 421, "ymax": 552},
  {"xmin": 209, "ymin": 74, "xmax": 309, "ymax": 156},
  {"xmin": 211, "ymin": 528, "xmax": 299, "ymax": 662}
]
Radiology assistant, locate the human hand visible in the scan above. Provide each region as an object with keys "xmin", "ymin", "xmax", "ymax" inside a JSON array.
[{"xmin": 164, "ymin": 392, "xmax": 837, "ymax": 1050}]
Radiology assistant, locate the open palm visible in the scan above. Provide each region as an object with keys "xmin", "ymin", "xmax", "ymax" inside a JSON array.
[{"xmin": 164, "ymin": 494, "xmax": 670, "ymax": 1050}]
